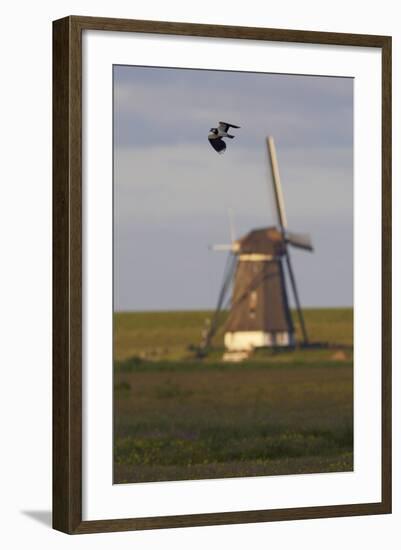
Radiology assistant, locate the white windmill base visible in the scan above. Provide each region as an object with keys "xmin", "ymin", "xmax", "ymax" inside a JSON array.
[{"xmin": 223, "ymin": 330, "xmax": 295, "ymax": 360}]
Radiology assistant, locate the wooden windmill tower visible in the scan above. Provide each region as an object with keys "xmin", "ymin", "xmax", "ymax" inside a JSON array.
[{"xmin": 202, "ymin": 137, "xmax": 313, "ymax": 359}]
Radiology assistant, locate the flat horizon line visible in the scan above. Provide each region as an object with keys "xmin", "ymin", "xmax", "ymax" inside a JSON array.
[{"xmin": 114, "ymin": 305, "xmax": 353, "ymax": 314}]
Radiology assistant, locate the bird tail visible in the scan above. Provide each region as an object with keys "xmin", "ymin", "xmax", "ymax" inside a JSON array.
[{"xmin": 226, "ymin": 134, "xmax": 235, "ymax": 139}]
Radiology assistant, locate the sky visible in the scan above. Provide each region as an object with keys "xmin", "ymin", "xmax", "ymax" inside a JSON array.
[{"xmin": 113, "ymin": 65, "xmax": 353, "ymax": 311}]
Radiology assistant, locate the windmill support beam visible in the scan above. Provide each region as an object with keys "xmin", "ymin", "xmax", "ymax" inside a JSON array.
[{"xmin": 283, "ymin": 251, "xmax": 309, "ymax": 345}]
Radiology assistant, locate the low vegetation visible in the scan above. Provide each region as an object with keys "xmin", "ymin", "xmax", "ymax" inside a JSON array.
[
  {"xmin": 114, "ymin": 307, "xmax": 352, "ymax": 360},
  {"xmin": 114, "ymin": 308, "xmax": 353, "ymax": 483}
]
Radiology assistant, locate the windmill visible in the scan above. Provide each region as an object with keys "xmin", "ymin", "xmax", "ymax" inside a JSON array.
[{"xmin": 200, "ymin": 137, "xmax": 313, "ymax": 359}]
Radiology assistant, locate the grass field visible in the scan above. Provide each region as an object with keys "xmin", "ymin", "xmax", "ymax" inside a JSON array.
[{"xmin": 114, "ymin": 308, "xmax": 353, "ymax": 483}]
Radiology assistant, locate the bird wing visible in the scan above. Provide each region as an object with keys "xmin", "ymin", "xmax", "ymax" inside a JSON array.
[
  {"xmin": 209, "ymin": 137, "xmax": 226, "ymax": 154},
  {"xmin": 219, "ymin": 121, "xmax": 240, "ymax": 131}
]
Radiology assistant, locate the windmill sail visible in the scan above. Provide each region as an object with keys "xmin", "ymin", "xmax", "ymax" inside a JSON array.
[
  {"xmin": 267, "ymin": 136, "xmax": 288, "ymax": 230},
  {"xmin": 266, "ymin": 136, "xmax": 311, "ymax": 345},
  {"xmin": 286, "ymin": 232, "xmax": 313, "ymax": 251}
]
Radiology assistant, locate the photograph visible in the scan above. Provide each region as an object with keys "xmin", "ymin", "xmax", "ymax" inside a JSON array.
[{"xmin": 112, "ymin": 64, "xmax": 354, "ymax": 484}]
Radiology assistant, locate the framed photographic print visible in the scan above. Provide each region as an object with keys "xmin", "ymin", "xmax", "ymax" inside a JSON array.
[{"xmin": 53, "ymin": 16, "xmax": 392, "ymax": 534}]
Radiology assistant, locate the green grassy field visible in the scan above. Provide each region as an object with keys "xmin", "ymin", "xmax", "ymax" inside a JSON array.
[
  {"xmin": 114, "ymin": 307, "xmax": 353, "ymax": 361},
  {"xmin": 114, "ymin": 308, "xmax": 353, "ymax": 483}
]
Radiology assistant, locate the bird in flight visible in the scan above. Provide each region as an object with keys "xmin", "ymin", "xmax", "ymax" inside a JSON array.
[{"xmin": 208, "ymin": 121, "xmax": 240, "ymax": 154}]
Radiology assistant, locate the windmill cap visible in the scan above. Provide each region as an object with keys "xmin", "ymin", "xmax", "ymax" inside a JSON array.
[{"xmin": 237, "ymin": 227, "xmax": 286, "ymax": 256}]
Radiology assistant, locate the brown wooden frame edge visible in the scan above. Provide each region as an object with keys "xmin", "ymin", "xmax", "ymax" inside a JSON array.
[{"xmin": 52, "ymin": 15, "xmax": 392, "ymax": 535}]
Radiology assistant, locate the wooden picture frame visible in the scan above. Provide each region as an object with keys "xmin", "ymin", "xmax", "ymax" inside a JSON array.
[{"xmin": 53, "ymin": 15, "xmax": 392, "ymax": 534}]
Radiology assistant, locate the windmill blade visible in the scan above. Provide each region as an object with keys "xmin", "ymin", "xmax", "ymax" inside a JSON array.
[
  {"xmin": 286, "ymin": 231, "xmax": 313, "ymax": 251},
  {"xmin": 210, "ymin": 244, "xmax": 235, "ymax": 252},
  {"xmin": 210, "ymin": 242, "xmax": 240, "ymax": 253},
  {"xmin": 266, "ymin": 136, "xmax": 310, "ymax": 345},
  {"xmin": 200, "ymin": 253, "xmax": 237, "ymax": 351},
  {"xmin": 267, "ymin": 136, "xmax": 288, "ymax": 230}
]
